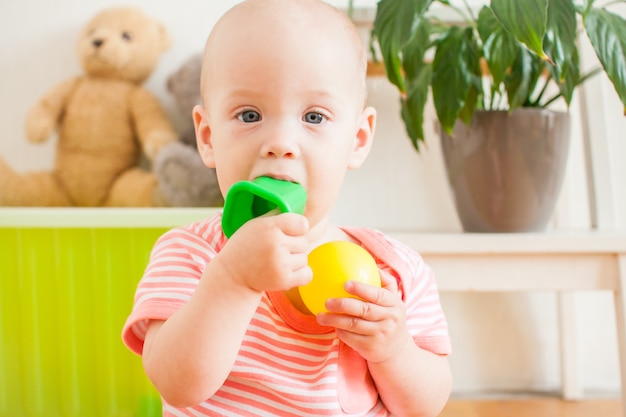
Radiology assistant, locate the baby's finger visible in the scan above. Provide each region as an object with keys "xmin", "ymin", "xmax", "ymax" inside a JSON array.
[
  {"xmin": 379, "ymin": 270, "xmax": 398, "ymax": 293},
  {"xmin": 274, "ymin": 213, "xmax": 309, "ymax": 236},
  {"xmin": 292, "ymin": 264, "xmax": 313, "ymax": 287},
  {"xmin": 324, "ymin": 296, "xmax": 385, "ymax": 322},
  {"xmin": 344, "ymin": 280, "xmax": 395, "ymax": 307},
  {"xmin": 289, "ymin": 239, "xmax": 310, "ymax": 258},
  {"xmin": 317, "ymin": 309, "xmax": 379, "ymax": 335}
]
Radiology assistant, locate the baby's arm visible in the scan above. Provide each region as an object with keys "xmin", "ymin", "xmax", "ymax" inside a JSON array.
[
  {"xmin": 319, "ymin": 272, "xmax": 452, "ymax": 416},
  {"xmin": 367, "ymin": 338, "xmax": 452, "ymax": 417},
  {"xmin": 142, "ymin": 213, "xmax": 311, "ymax": 408}
]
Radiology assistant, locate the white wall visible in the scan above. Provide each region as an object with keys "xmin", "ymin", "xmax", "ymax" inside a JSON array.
[{"xmin": 1, "ymin": 0, "xmax": 624, "ymax": 397}]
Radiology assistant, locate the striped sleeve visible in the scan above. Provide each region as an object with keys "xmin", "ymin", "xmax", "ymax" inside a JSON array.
[
  {"xmin": 378, "ymin": 233, "xmax": 452, "ymax": 356},
  {"xmin": 122, "ymin": 215, "xmax": 223, "ymax": 355}
]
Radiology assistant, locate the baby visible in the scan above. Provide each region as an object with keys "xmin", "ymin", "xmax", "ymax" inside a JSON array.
[{"xmin": 123, "ymin": 0, "xmax": 452, "ymax": 415}]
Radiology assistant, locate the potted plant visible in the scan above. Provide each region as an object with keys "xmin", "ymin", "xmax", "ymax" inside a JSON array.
[{"xmin": 370, "ymin": 0, "xmax": 626, "ymax": 232}]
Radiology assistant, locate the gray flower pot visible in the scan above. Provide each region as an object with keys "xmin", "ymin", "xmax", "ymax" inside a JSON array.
[{"xmin": 440, "ymin": 109, "xmax": 571, "ymax": 232}]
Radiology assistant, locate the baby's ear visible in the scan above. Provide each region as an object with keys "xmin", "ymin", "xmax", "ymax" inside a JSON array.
[
  {"xmin": 347, "ymin": 106, "xmax": 376, "ymax": 170},
  {"xmin": 193, "ymin": 105, "xmax": 216, "ymax": 168}
]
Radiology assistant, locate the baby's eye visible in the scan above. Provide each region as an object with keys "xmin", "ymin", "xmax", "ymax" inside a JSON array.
[
  {"xmin": 303, "ymin": 112, "xmax": 326, "ymax": 124},
  {"xmin": 237, "ymin": 110, "xmax": 261, "ymax": 123}
]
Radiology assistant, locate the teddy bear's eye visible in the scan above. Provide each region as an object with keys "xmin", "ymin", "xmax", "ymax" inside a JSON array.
[{"xmin": 121, "ymin": 32, "xmax": 132, "ymax": 42}]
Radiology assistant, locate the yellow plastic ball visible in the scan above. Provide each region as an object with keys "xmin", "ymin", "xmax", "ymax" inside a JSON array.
[{"xmin": 299, "ymin": 241, "xmax": 381, "ymax": 315}]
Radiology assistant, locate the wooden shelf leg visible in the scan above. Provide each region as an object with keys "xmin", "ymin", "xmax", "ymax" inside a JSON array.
[
  {"xmin": 614, "ymin": 255, "xmax": 626, "ymax": 416},
  {"xmin": 559, "ymin": 292, "xmax": 583, "ymax": 399}
]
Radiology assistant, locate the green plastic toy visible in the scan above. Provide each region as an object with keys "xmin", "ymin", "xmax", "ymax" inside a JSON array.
[{"xmin": 221, "ymin": 176, "xmax": 307, "ymax": 238}]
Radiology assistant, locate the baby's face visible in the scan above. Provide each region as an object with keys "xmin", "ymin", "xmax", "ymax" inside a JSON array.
[{"xmin": 196, "ymin": 3, "xmax": 375, "ymax": 229}]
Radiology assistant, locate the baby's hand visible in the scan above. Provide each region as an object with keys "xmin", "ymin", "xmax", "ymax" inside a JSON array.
[
  {"xmin": 316, "ymin": 271, "xmax": 411, "ymax": 363},
  {"xmin": 217, "ymin": 213, "xmax": 312, "ymax": 292}
]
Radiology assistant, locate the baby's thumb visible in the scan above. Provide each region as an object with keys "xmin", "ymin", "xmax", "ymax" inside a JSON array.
[
  {"xmin": 380, "ymin": 270, "xmax": 399, "ymax": 293},
  {"xmin": 275, "ymin": 213, "xmax": 309, "ymax": 236}
]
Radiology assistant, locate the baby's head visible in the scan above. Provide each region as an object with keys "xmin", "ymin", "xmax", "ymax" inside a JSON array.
[
  {"xmin": 194, "ymin": 0, "xmax": 376, "ymax": 230},
  {"xmin": 201, "ymin": 0, "xmax": 368, "ymax": 109}
]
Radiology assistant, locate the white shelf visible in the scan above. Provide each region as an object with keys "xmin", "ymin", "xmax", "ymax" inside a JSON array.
[
  {"xmin": 390, "ymin": 231, "xmax": 626, "ymax": 254},
  {"xmin": 0, "ymin": 207, "xmax": 221, "ymax": 228}
]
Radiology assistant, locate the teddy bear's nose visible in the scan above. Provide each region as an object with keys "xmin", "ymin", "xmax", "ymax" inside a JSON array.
[{"xmin": 92, "ymin": 39, "xmax": 104, "ymax": 48}]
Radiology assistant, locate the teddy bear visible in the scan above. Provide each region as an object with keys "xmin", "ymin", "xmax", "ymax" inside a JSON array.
[
  {"xmin": 153, "ymin": 53, "xmax": 224, "ymax": 207},
  {"xmin": 0, "ymin": 6, "xmax": 178, "ymax": 207}
]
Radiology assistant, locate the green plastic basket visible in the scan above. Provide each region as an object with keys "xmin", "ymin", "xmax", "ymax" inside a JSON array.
[{"xmin": 0, "ymin": 208, "xmax": 212, "ymax": 417}]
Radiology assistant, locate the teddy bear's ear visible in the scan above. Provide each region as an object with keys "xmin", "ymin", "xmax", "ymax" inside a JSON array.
[{"xmin": 157, "ymin": 23, "xmax": 172, "ymax": 52}]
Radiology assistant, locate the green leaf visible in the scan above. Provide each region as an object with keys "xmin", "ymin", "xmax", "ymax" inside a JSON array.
[
  {"xmin": 402, "ymin": 64, "xmax": 433, "ymax": 146},
  {"xmin": 584, "ymin": 8, "xmax": 626, "ymax": 112},
  {"xmin": 554, "ymin": 44, "xmax": 581, "ymax": 106},
  {"xmin": 372, "ymin": 0, "xmax": 435, "ymax": 92},
  {"xmin": 490, "ymin": 0, "xmax": 549, "ymax": 60},
  {"xmin": 544, "ymin": 0, "xmax": 577, "ymax": 78},
  {"xmin": 541, "ymin": 0, "xmax": 578, "ymax": 105},
  {"xmin": 505, "ymin": 47, "xmax": 543, "ymax": 109},
  {"xmin": 458, "ymin": 83, "xmax": 480, "ymax": 125},
  {"xmin": 477, "ymin": 6, "xmax": 519, "ymax": 87},
  {"xmin": 581, "ymin": 0, "xmax": 596, "ymax": 15},
  {"xmin": 400, "ymin": 99, "xmax": 416, "ymax": 147},
  {"xmin": 432, "ymin": 27, "xmax": 481, "ymax": 133},
  {"xmin": 401, "ymin": 18, "xmax": 433, "ymax": 84}
]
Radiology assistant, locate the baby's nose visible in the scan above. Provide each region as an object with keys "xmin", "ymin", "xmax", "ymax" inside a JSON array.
[
  {"xmin": 262, "ymin": 140, "xmax": 297, "ymax": 158},
  {"xmin": 261, "ymin": 128, "xmax": 299, "ymax": 158}
]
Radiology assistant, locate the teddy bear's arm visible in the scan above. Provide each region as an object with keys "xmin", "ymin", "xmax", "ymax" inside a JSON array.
[
  {"xmin": 25, "ymin": 77, "xmax": 80, "ymax": 143},
  {"xmin": 130, "ymin": 87, "xmax": 178, "ymax": 161}
]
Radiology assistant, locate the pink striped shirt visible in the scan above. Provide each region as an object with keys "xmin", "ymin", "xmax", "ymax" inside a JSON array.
[{"xmin": 122, "ymin": 213, "xmax": 451, "ymax": 416}]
